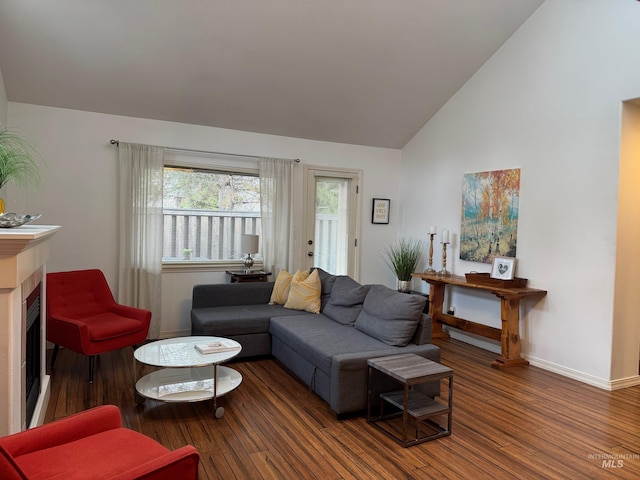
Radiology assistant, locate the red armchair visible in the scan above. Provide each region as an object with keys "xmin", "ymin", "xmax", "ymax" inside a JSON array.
[
  {"xmin": 47, "ymin": 269, "xmax": 152, "ymax": 382},
  {"xmin": 0, "ymin": 405, "xmax": 199, "ymax": 479}
]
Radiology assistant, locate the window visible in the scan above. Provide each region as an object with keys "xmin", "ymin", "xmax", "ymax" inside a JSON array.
[{"xmin": 162, "ymin": 160, "xmax": 262, "ymax": 264}]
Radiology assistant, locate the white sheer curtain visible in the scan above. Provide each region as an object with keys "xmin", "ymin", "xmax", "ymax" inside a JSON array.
[
  {"xmin": 118, "ymin": 142, "xmax": 164, "ymax": 339},
  {"xmin": 259, "ymin": 158, "xmax": 294, "ymax": 275}
]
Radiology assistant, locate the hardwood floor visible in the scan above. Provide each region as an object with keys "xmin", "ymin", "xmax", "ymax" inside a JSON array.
[{"xmin": 45, "ymin": 339, "xmax": 640, "ymax": 479}]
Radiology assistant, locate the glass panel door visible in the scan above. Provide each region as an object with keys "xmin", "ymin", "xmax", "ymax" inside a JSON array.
[
  {"xmin": 304, "ymin": 167, "xmax": 360, "ymax": 278},
  {"xmin": 313, "ymin": 176, "xmax": 350, "ymax": 274}
]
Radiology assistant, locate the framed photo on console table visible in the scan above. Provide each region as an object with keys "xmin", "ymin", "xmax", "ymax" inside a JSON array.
[
  {"xmin": 491, "ymin": 256, "xmax": 516, "ymax": 280},
  {"xmin": 372, "ymin": 198, "xmax": 390, "ymax": 224}
]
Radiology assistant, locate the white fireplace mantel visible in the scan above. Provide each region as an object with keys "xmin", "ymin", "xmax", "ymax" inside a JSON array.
[
  {"xmin": 0, "ymin": 225, "xmax": 60, "ymax": 436},
  {"xmin": 0, "ymin": 225, "xmax": 61, "ymax": 288}
]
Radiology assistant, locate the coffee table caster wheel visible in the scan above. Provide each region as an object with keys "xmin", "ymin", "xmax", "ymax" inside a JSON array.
[
  {"xmin": 215, "ymin": 406, "xmax": 224, "ymax": 419},
  {"xmin": 134, "ymin": 392, "xmax": 146, "ymax": 405}
]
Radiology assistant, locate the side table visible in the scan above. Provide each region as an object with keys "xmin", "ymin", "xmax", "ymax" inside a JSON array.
[
  {"xmin": 413, "ymin": 272, "xmax": 547, "ymax": 368},
  {"xmin": 225, "ymin": 270, "xmax": 271, "ymax": 283},
  {"xmin": 133, "ymin": 336, "xmax": 243, "ymax": 419},
  {"xmin": 367, "ymin": 353, "xmax": 453, "ymax": 447}
]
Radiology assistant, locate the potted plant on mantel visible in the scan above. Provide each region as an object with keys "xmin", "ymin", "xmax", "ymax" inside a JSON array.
[
  {"xmin": 383, "ymin": 238, "xmax": 424, "ymax": 293},
  {"xmin": 0, "ymin": 126, "xmax": 41, "ymax": 214}
]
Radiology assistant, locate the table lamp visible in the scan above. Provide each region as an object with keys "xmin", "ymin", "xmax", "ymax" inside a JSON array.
[{"xmin": 241, "ymin": 234, "xmax": 259, "ymax": 272}]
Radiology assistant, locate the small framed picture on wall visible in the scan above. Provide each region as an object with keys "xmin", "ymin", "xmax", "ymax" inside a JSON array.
[
  {"xmin": 372, "ymin": 198, "xmax": 390, "ymax": 224},
  {"xmin": 491, "ymin": 256, "xmax": 517, "ymax": 280}
]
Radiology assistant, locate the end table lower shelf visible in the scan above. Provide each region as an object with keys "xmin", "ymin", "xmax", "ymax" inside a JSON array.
[{"xmin": 381, "ymin": 390, "xmax": 450, "ymax": 418}]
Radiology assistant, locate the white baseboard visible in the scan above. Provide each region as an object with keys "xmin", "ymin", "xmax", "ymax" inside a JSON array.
[
  {"xmin": 446, "ymin": 328, "xmax": 501, "ymax": 354},
  {"xmin": 445, "ymin": 328, "xmax": 640, "ymax": 391},
  {"xmin": 525, "ymin": 354, "xmax": 640, "ymax": 391},
  {"xmin": 608, "ymin": 375, "xmax": 640, "ymax": 390}
]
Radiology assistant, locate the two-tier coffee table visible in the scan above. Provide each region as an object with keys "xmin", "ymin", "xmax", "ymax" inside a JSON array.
[
  {"xmin": 134, "ymin": 336, "xmax": 242, "ymax": 418},
  {"xmin": 367, "ymin": 353, "xmax": 453, "ymax": 447}
]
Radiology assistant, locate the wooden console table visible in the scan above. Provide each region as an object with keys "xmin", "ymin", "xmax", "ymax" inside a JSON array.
[{"xmin": 413, "ymin": 273, "xmax": 547, "ymax": 369}]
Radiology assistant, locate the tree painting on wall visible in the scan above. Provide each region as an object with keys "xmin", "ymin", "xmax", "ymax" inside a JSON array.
[{"xmin": 460, "ymin": 168, "xmax": 520, "ymax": 264}]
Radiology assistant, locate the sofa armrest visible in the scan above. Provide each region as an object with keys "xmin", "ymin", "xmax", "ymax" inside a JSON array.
[
  {"xmin": 411, "ymin": 313, "xmax": 433, "ymax": 345},
  {"xmin": 192, "ymin": 282, "xmax": 274, "ymax": 308},
  {"xmin": 110, "ymin": 445, "xmax": 200, "ymax": 480},
  {"xmin": 0, "ymin": 405, "xmax": 122, "ymax": 457}
]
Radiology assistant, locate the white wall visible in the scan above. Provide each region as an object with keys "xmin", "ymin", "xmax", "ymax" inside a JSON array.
[
  {"xmin": 400, "ymin": 0, "xmax": 640, "ymax": 387},
  {"xmin": 7, "ymin": 102, "xmax": 401, "ymax": 336},
  {"xmin": 0, "ymin": 67, "xmax": 6, "ymax": 125}
]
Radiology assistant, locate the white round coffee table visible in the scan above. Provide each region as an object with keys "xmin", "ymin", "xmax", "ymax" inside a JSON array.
[{"xmin": 134, "ymin": 336, "xmax": 242, "ymax": 418}]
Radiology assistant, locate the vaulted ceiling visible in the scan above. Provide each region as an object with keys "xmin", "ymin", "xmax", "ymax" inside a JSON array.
[{"xmin": 0, "ymin": 0, "xmax": 544, "ymax": 148}]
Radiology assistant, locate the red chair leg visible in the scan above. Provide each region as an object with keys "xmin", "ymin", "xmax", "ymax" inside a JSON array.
[
  {"xmin": 89, "ymin": 355, "xmax": 95, "ymax": 383},
  {"xmin": 50, "ymin": 344, "xmax": 60, "ymax": 371}
]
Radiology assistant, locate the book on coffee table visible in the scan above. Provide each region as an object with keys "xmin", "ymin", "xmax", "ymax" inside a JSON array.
[{"xmin": 194, "ymin": 339, "xmax": 239, "ymax": 354}]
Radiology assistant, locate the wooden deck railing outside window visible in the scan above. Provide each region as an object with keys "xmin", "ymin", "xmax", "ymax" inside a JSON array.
[{"xmin": 163, "ymin": 209, "xmax": 261, "ymax": 261}]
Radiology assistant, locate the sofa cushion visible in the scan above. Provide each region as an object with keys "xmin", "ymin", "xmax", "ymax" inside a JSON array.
[
  {"xmin": 313, "ymin": 268, "xmax": 337, "ymax": 311},
  {"xmin": 269, "ymin": 270, "xmax": 294, "ymax": 305},
  {"xmin": 323, "ymin": 276, "xmax": 370, "ymax": 325},
  {"xmin": 270, "ymin": 314, "xmax": 409, "ymax": 375},
  {"xmin": 86, "ymin": 313, "xmax": 146, "ymax": 341},
  {"xmin": 191, "ymin": 304, "xmax": 301, "ymax": 336},
  {"xmin": 285, "ymin": 269, "xmax": 321, "ymax": 313},
  {"xmin": 354, "ymin": 285, "xmax": 427, "ymax": 346}
]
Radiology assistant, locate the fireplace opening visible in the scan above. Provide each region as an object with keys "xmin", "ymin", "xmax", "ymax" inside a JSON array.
[{"xmin": 25, "ymin": 283, "xmax": 41, "ymax": 427}]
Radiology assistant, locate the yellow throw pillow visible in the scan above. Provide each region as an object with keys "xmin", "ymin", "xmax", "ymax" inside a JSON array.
[
  {"xmin": 269, "ymin": 270, "xmax": 294, "ymax": 305},
  {"xmin": 284, "ymin": 269, "xmax": 321, "ymax": 314}
]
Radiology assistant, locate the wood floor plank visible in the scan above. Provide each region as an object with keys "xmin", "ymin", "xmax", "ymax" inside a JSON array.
[{"xmin": 44, "ymin": 338, "xmax": 640, "ymax": 479}]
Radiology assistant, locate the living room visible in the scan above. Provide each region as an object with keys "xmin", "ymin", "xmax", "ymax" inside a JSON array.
[{"xmin": 1, "ymin": 0, "xmax": 640, "ymax": 477}]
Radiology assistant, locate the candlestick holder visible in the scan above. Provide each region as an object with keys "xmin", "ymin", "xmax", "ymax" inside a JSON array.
[
  {"xmin": 439, "ymin": 241, "xmax": 450, "ymax": 276},
  {"xmin": 425, "ymin": 233, "xmax": 436, "ymax": 273}
]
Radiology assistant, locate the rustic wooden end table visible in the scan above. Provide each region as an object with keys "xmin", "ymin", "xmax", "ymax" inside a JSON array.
[{"xmin": 367, "ymin": 353, "xmax": 453, "ymax": 447}]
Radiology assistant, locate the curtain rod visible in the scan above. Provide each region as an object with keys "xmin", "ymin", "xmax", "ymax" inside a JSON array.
[{"xmin": 109, "ymin": 139, "xmax": 300, "ymax": 163}]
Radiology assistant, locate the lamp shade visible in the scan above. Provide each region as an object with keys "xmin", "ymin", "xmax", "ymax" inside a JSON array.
[{"xmin": 241, "ymin": 234, "xmax": 259, "ymax": 254}]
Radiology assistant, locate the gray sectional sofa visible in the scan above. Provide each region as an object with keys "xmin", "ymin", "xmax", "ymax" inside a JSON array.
[{"xmin": 191, "ymin": 269, "xmax": 441, "ymax": 416}]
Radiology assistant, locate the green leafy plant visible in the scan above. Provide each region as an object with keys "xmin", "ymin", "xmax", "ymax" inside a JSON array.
[
  {"xmin": 0, "ymin": 127, "xmax": 41, "ymax": 191},
  {"xmin": 383, "ymin": 238, "xmax": 424, "ymax": 281}
]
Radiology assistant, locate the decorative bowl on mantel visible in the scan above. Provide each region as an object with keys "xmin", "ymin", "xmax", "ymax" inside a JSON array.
[{"xmin": 0, "ymin": 213, "xmax": 42, "ymax": 228}]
